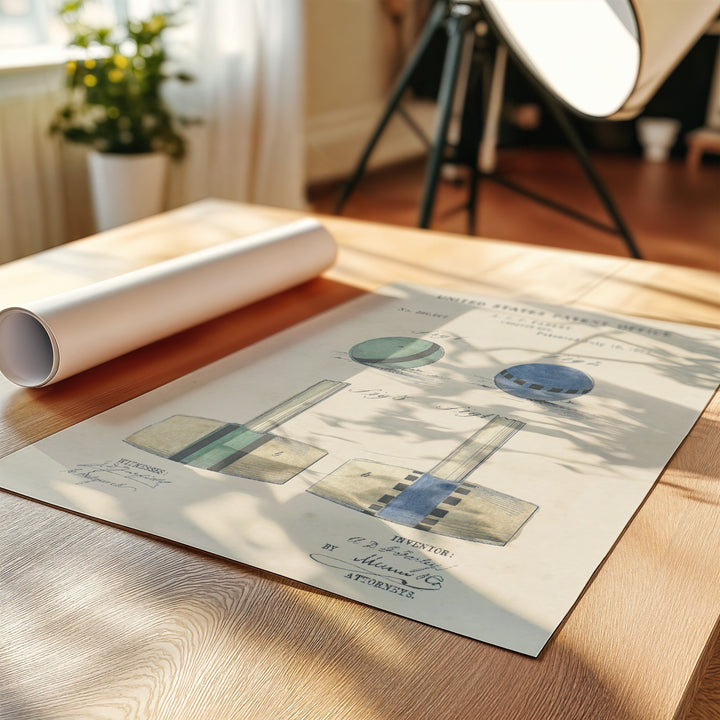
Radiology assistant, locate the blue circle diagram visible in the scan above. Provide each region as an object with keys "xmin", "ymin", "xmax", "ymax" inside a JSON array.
[
  {"xmin": 349, "ymin": 337, "xmax": 444, "ymax": 370},
  {"xmin": 494, "ymin": 363, "xmax": 594, "ymax": 402}
]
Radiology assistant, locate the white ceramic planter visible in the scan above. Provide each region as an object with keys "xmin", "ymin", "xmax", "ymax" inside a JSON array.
[
  {"xmin": 87, "ymin": 151, "xmax": 169, "ymax": 231},
  {"xmin": 636, "ymin": 117, "xmax": 681, "ymax": 163}
]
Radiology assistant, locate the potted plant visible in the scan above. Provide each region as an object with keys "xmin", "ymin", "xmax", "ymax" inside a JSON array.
[{"xmin": 50, "ymin": 0, "xmax": 193, "ymax": 231}]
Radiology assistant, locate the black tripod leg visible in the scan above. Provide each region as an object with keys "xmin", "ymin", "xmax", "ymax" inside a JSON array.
[
  {"xmin": 419, "ymin": 10, "xmax": 473, "ymax": 228},
  {"xmin": 541, "ymin": 91, "xmax": 643, "ymax": 259},
  {"xmin": 334, "ymin": 0, "xmax": 447, "ymax": 214},
  {"xmin": 467, "ymin": 159, "xmax": 480, "ymax": 235},
  {"xmin": 465, "ymin": 36, "xmax": 497, "ymax": 235}
]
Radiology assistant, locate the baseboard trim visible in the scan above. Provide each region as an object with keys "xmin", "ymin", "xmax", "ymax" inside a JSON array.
[{"xmin": 305, "ymin": 98, "xmax": 437, "ymax": 185}]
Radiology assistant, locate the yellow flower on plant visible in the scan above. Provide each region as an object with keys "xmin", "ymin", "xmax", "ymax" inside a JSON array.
[
  {"xmin": 83, "ymin": 75, "xmax": 98, "ymax": 87},
  {"xmin": 108, "ymin": 68, "xmax": 124, "ymax": 83},
  {"xmin": 147, "ymin": 16, "xmax": 164, "ymax": 33}
]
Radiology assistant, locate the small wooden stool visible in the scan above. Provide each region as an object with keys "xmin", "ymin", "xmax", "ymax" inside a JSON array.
[{"xmin": 686, "ymin": 127, "xmax": 720, "ymax": 170}]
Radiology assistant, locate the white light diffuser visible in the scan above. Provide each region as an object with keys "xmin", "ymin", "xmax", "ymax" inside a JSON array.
[{"xmin": 484, "ymin": 0, "xmax": 720, "ymax": 119}]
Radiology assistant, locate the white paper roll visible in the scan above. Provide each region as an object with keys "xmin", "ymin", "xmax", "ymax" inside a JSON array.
[{"xmin": 0, "ymin": 218, "xmax": 337, "ymax": 387}]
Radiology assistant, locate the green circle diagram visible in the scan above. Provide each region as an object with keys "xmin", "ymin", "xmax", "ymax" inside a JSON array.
[{"xmin": 349, "ymin": 337, "xmax": 444, "ymax": 370}]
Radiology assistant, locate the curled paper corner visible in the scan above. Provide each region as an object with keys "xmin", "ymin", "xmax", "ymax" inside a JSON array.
[{"xmin": 0, "ymin": 218, "xmax": 337, "ymax": 388}]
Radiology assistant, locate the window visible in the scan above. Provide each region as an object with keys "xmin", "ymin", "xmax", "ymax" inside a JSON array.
[
  {"xmin": 0, "ymin": 1, "xmax": 139, "ymax": 68},
  {"xmin": 0, "ymin": 0, "xmax": 53, "ymax": 48}
]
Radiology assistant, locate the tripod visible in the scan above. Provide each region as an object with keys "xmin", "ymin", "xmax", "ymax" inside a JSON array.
[{"xmin": 334, "ymin": 0, "xmax": 642, "ymax": 259}]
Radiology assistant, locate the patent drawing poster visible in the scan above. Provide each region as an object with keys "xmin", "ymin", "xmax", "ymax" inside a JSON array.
[{"xmin": 1, "ymin": 285, "xmax": 718, "ymax": 657}]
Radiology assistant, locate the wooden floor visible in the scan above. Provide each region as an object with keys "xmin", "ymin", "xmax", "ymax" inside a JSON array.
[
  {"xmin": 311, "ymin": 147, "xmax": 720, "ymax": 719},
  {"xmin": 310, "ymin": 148, "xmax": 720, "ymax": 272}
]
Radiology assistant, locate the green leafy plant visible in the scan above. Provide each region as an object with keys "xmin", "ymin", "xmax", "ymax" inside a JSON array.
[{"xmin": 50, "ymin": 1, "xmax": 193, "ymax": 158}]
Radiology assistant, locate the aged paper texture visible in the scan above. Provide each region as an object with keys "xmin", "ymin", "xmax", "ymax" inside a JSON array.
[{"xmin": 1, "ymin": 284, "xmax": 718, "ymax": 656}]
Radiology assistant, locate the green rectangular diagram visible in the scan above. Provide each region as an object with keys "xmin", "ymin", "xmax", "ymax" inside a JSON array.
[{"xmin": 125, "ymin": 379, "xmax": 348, "ymax": 484}]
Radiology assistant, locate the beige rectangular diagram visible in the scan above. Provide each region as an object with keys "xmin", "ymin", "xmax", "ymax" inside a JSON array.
[{"xmin": 126, "ymin": 379, "xmax": 347, "ymax": 483}]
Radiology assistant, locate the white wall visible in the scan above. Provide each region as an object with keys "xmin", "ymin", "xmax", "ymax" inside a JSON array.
[{"xmin": 304, "ymin": 0, "xmax": 435, "ymax": 184}]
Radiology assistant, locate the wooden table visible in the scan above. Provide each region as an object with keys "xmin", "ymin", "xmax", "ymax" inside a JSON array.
[{"xmin": 1, "ymin": 199, "xmax": 719, "ymax": 720}]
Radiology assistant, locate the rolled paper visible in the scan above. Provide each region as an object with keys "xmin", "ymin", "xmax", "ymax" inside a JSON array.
[{"xmin": 0, "ymin": 218, "xmax": 337, "ymax": 388}]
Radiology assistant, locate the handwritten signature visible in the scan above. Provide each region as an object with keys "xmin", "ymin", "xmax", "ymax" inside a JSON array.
[
  {"xmin": 68, "ymin": 458, "xmax": 171, "ymax": 492},
  {"xmin": 311, "ymin": 550, "xmax": 446, "ymax": 591}
]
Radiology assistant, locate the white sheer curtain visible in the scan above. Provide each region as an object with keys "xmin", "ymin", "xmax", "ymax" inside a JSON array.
[
  {"xmin": 0, "ymin": 0, "xmax": 306, "ymax": 263},
  {"xmin": 0, "ymin": 64, "xmax": 90, "ymax": 265},
  {"xmin": 168, "ymin": 0, "xmax": 306, "ymax": 210}
]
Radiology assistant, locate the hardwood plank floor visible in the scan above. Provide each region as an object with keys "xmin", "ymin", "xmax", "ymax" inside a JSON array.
[{"xmin": 309, "ymin": 148, "xmax": 720, "ymax": 272}]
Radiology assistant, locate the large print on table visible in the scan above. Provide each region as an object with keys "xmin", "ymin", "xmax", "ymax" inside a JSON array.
[{"xmin": 0, "ymin": 284, "xmax": 718, "ymax": 657}]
